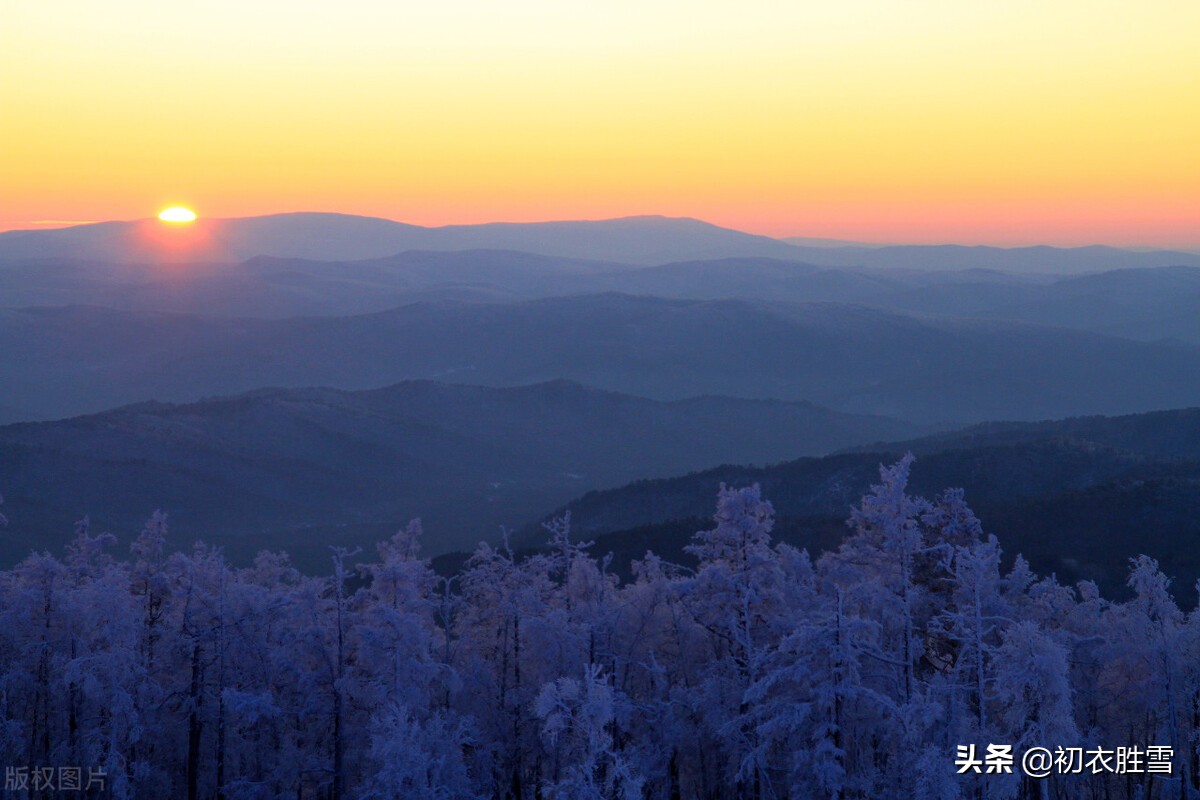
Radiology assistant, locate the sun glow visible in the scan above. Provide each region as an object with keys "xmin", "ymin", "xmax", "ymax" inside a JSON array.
[
  {"xmin": 158, "ymin": 207, "xmax": 197, "ymax": 223},
  {"xmin": 6, "ymin": 1, "xmax": 1200, "ymax": 245}
]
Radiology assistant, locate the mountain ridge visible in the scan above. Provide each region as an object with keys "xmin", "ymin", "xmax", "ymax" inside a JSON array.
[
  {"xmin": 0, "ymin": 378, "xmax": 915, "ymax": 568},
  {"xmin": 5, "ymin": 212, "xmax": 1199, "ymax": 273},
  {"xmin": 0, "ymin": 213, "xmax": 804, "ymax": 265},
  {"xmin": 3, "ymin": 294, "xmax": 1200, "ymax": 424},
  {"xmin": 521, "ymin": 406, "xmax": 1200, "ymax": 597}
]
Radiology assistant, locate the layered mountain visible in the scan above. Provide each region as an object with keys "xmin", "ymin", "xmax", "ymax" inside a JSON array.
[
  {"xmin": 4, "ymin": 213, "xmax": 1198, "ymax": 273},
  {"xmin": 573, "ymin": 260, "xmax": 1200, "ymax": 342},
  {"xmin": 4, "ymin": 295, "xmax": 1200, "ymax": 425},
  {"xmin": 0, "ymin": 249, "xmax": 625, "ymax": 317},
  {"xmin": 3, "ymin": 250, "xmax": 1196, "ymax": 343},
  {"xmin": 780, "ymin": 242, "xmax": 1200, "ymax": 274},
  {"xmin": 527, "ymin": 407, "xmax": 1200, "ymax": 598},
  {"xmin": 0, "ymin": 379, "xmax": 913, "ymax": 569},
  {"xmin": 0, "ymin": 213, "xmax": 803, "ymax": 265}
]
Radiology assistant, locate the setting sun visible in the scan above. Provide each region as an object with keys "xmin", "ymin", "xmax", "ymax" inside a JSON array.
[{"xmin": 158, "ymin": 206, "xmax": 197, "ymax": 223}]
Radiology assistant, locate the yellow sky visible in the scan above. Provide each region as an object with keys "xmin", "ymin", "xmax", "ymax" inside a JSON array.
[{"xmin": 3, "ymin": 0, "xmax": 1198, "ymax": 246}]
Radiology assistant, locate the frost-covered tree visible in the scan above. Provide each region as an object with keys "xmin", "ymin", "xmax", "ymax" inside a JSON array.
[
  {"xmin": 535, "ymin": 664, "xmax": 642, "ymax": 800},
  {"xmin": 356, "ymin": 520, "xmax": 442, "ymax": 713},
  {"xmin": 2, "ymin": 457, "xmax": 1198, "ymax": 799},
  {"xmin": 680, "ymin": 483, "xmax": 795, "ymax": 798},
  {"xmin": 991, "ymin": 621, "xmax": 1078, "ymax": 800},
  {"xmin": 361, "ymin": 703, "xmax": 477, "ymax": 800}
]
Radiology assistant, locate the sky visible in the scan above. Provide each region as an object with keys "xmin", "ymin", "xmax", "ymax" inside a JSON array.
[{"xmin": 3, "ymin": 0, "xmax": 1198, "ymax": 247}]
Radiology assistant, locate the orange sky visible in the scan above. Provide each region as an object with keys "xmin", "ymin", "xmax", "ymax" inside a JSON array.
[{"xmin": 3, "ymin": 0, "xmax": 1198, "ymax": 247}]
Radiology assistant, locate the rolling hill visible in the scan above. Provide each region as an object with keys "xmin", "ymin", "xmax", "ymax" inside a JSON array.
[
  {"xmin": 3, "ymin": 250, "xmax": 1196, "ymax": 343},
  {"xmin": 4, "ymin": 295, "xmax": 1200, "ymax": 425},
  {"xmin": 523, "ymin": 407, "xmax": 1200, "ymax": 598},
  {"xmin": 0, "ymin": 379, "xmax": 913, "ymax": 569},
  {"xmin": 780, "ymin": 242, "xmax": 1200, "ymax": 274},
  {"xmin": 0, "ymin": 249, "xmax": 623, "ymax": 317}
]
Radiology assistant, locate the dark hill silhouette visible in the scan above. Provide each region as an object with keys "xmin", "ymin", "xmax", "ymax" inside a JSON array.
[
  {"xmin": 0, "ymin": 380, "xmax": 913, "ymax": 569},
  {"xmin": 524, "ymin": 407, "xmax": 1200, "ymax": 599}
]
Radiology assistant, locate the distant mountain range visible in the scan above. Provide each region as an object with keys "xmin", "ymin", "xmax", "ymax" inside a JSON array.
[
  {"xmin": 3, "ymin": 211, "xmax": 1199, "ymax": 585},
  {"xmin": 781, "ymin": 236, "xmax": 873, "ymax": 248},
  {"xmin": 4, "ymin": 295, "xmax": 1200, "ymax": 425},
  {"xmin": 3, "ymin": 212, "xmax": 1198, "ymax": 272},
  {"xmin": 0, "ymin": 214, "xmax": 802, "ymax": 266},
  {"xmin": 2, "ymin": 247, "xmax": 1196, "ymax": 344},
  {"xmin": 0, "ymin": 248, "xmax": 630, "ymax": 319},
  {"xmin": 576, "ymin": 260, "xmax": 1200, "ymax": 342},
  {"xmin": 0, "ymin": 380, "xmax": 913, "ymax": 569},
  {"xmin": 524, "ymin": 407, "xmax": 1200, "ymax": 599},
  {"xmin": 781, "ymin": 242, "xmax": 1200, "ymax": 274}
]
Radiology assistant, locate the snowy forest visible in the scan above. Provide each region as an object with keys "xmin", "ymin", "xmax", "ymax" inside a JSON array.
[{"xmin": 1, "ymin": 456, "xmax": 1196, "ymax": 800}]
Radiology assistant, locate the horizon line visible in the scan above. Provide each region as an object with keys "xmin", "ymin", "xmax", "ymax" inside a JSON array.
[{"xmin": 4, "ymin": 212, "xmax": 1199, "ymax": 254}]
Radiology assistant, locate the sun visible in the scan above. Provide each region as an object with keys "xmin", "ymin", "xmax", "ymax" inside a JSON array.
[{"xmin": 158, "ymin": 206, "xmax": 197, "ymax": 223}]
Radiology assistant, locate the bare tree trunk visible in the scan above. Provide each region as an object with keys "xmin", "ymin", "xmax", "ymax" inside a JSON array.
[
  {"xmin": 512, "ymin": 612, "xmax": 523, "ymax": 800},
  {"xmin": 328, "ymin": 546, "xmax": 359, "ymax": 800},
  {"xmin": 216, "ymin": 566, "xmax": 228, "ymax": 800},
  {"xmin": 186, "ymin": 642, "xmax": 204, "ymax": 800}
]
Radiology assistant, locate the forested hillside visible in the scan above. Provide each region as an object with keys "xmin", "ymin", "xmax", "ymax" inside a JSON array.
[
  {"xmin": 0, "ymin": 380, "xmax": 912, "ymax": 567},
  {"xmin": 535, "ymin": 409, "xmax": 1200, "ymax": 599},
  {"xmin": 1, "ymin": 458, "xmax": 1192, "ymax": 799}
]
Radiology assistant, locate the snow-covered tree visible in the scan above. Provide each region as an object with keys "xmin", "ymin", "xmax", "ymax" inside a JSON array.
[
  {"xmin": 535, "ymin": 664, "xmax": 642, "ymax": 800},
  {"xmin": 2, "ymin": 457, "xmax": 1198, "ymax": 799}
]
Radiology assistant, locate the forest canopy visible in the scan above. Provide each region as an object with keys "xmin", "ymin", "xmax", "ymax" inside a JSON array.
[{"xmin": 0, "ymin": 457, "xmax": 1193, "ymax": 799}]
